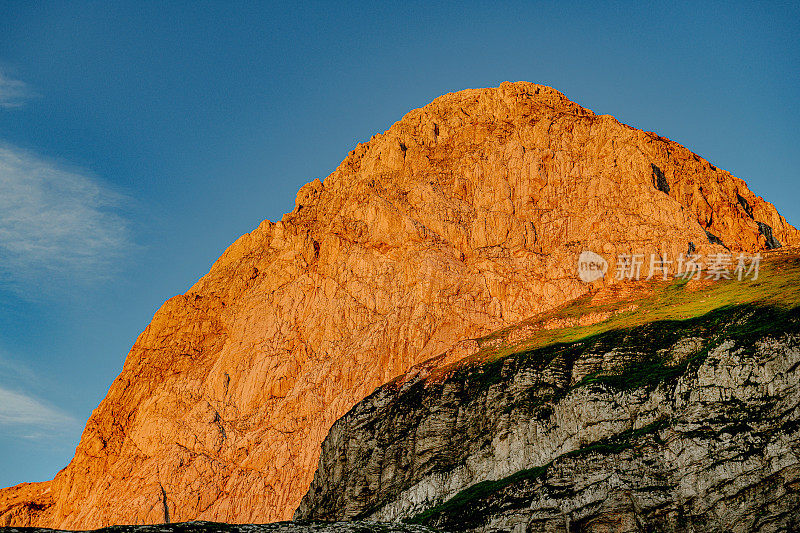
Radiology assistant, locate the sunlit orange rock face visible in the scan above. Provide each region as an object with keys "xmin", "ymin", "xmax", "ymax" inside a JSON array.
[{"xmin": 1, "ymin": 82, "xmax": 797, "ymax": 528}]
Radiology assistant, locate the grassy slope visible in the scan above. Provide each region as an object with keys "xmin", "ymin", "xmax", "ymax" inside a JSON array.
[{"xmin": 442, "ymin": 247, "xmax": 800, "ymax": 373}]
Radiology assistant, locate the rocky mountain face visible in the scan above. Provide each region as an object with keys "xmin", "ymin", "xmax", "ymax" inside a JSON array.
[
  {"xmin": 297, "ymin": 252, "xmax": 800, "ymax": 532},
  {"xmin": 1, "ymin": 82, "xmax": 797, "ymax": 529}
]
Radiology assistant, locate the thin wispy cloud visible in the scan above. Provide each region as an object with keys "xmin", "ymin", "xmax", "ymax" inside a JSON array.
[
  {"xmin": 0, "ymin": 72, "xmax": 33, "ymax": 108},
  {"xmin": 0, "ymin": 351, "xmax": 38, "ymax": 385},
  {"xmin": 0, "ymin": 143, "xmax": 130, "ymax": 290},
  {"xmin": 0, "ymin": 386, "xmax": 78, "ymax": 430},
  {"xmin": 0, "ymin": 352, "xmax": 81, "ymax": 440}
]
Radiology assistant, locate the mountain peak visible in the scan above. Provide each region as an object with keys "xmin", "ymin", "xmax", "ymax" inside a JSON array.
[{"xmin": 2, "ymin": 84, "xmax": 796, "ymax": 528}]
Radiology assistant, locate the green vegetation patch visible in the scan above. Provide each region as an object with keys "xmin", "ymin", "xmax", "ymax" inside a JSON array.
[{"xmin": 404, "ymin": 463, "xmax": 549, "ymax": 526}]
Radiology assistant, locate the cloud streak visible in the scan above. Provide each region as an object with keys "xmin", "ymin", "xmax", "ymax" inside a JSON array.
[
  {"xmin": 0, "ymin": 143, "xmax": 130, "ymax": 289},
  {"xmin": 0, "ymin": 352, "xmax": 82, "ymax": 441},
  {"xmin": 0, "ymin": 72, "xmax": 33, "ymax": 108},
  {"xmin": 0, "ymin": 386, "xmax": 78, "ymax": 430}
]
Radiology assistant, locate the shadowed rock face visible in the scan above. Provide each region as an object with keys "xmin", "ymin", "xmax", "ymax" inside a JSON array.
[{"xmin": 1, "ymin": 82, "xmax": 797, "ymax": 529}]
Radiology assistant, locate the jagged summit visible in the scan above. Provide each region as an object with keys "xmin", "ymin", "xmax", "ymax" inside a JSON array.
[{"xmin": 2, "ymin": 83, "xmax": 797, "ymax": 528}]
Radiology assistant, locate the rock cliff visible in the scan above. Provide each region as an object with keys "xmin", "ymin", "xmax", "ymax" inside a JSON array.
[
  {"xmin": 1, "ymin": 82, "xmax": 797, "ymax": 529},
  {"xmin": 297, "ymin": 250, "xmax": 800, "ymax": 532}
]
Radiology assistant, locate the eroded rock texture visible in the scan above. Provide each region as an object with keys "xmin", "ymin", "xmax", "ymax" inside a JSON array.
[
  {"xmin": 297, "ymin": 305, "xmax": 800, "ymax": 532},
  {"xmin": 2, "ymin": 82, "xmax": 797, "ymax": 528}
]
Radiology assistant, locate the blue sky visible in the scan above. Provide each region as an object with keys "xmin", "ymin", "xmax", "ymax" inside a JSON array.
[{"xmin": 0, "ymin": 1, "xmax": 798, "ymax": 488}]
